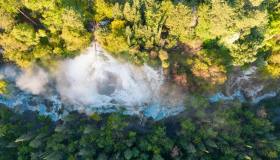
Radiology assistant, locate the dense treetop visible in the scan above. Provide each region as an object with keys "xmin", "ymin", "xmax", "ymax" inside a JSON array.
[
  {"xmin": 0, "ymin": 1, "xmax": 280, "ymax": 159},
  {"xmin": 0, "ymin": 0, "xmax": 279, "ymax": 92},
  {"xmin": 0, "ymin": 98, "xmax": 280, "ymax": 160},
  {"xmin": 0, "ymin": 0, "xmax": 92, "ymax": 68}
]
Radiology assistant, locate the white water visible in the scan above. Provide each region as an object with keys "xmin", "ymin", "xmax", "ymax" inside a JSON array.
[
  {"xmin": 0, "ymin": 44, "xmax": 277, "ymax": 121},
  {"xmin": 0, "ymin": 43, "xmax": 185, "ymax": 120},
  {"xmin": 56, "ymin": 44, "xmax": 164, "ymax": 107},
  {"xmin": 210, "ymin": 66, "xmax": 278, "ymax": 104}
]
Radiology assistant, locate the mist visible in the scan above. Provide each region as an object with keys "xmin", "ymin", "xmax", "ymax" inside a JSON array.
[
  {"xmin": 55, "ymin": 44, "xmax": 165, "ymax": 107},
  {"xmin": 0, "ymin": 43, "xmax": 276, "ymax": 120},
  {"xmin": 16, "ymin": 67, "xmax": 49, "ymax": 95},
  {"xmin": 0, "ymin": 43, "xmax": 185, "ymax": 119}
]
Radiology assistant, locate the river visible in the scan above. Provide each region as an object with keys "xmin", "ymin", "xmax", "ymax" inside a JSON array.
[{"xmin": 0, "ymin": 43, "xmax": 278, "ymax": 121}]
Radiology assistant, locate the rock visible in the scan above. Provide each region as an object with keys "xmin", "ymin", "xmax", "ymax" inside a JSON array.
[
  {"xmin": 173, "ymin": 74, "xmax": 188, "ymax": 87},
  {"xmin": 218, "ymin": 66, "xmax": 279, "ymax": 103},
  {"xmin": 149, "ymin": 51, "xmax": 158, "ymax": 59}
]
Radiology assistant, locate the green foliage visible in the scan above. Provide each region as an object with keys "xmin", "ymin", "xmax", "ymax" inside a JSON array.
[
  {"xmin": 0, "ymin": 0, "xmax": 277, "ymax": 88},
  {"xmin": 123, "ymin": 0, "xmax": 141, "ymax": 23},
  {"xmin": 94, "ymin": 0, "xmax": 114, "ymax": 22},
  {"xmin": 0, "ymin": 1, "xmax": 279, "ymax": 159},
  {"xmin": 185, "ymin": 40, "xmax": 228, "ymax": 87},
  {"xmin": 0, "ymin": 0, "xmax": 22, "ymax": 13},
  {"xmin": 189, "ymin": 56, "xmax": 227, "ymax": 85},
  {"xmin": 60, "ymin": 9, "xmax": 91, "ymax": 52},
  {"xmin": 0, "ymin": 23, "xmax": 39, "ymax": 67},
  {"xmin": 91, "ymin": 0, "xmax": 274, "ymax": 90},
  {"xmin": 95, "ymin": 28, "xmax": 129, "ymax": 54},
  {"xmin": 11, "ymin": 23, "xmax": 38, "ymax": 46},
  {"xmin": 0, "ymin": 9, "xmax": 14, "ymax": 31},
  {"xmin": 264, "ymin": 2, "xmax": 280, "ymax": 77},
  {"xmin": 159, "ymin": 49, "xmax": 169, "ymax": 68},
  {"xmin": 0, "ymin": 80, "xmax": 7, "ymax": 94},
  {"xmin": 164, "ymin": 1, "xmax": 194, "ymax": 42},
  {"xmin": 196, "ymin": 1, "xmax": 267, "ymax": 41},
  {"xmin": 229, "ymin": 28, "xmax": 264, "ymax": 66},
  {"xmin": 0, "ymin": 0, "xmax": 92, "ymax": 68},
  {"xmin": 194, "ymin": 0, "xmax": 268, "ymax": 67},
  {"xmin": 0, "ymin": 100, "xmax": 279, "ymax": 159},
  {"xmin": 111, "ymin": 19, "xmax": 126, "ymax": 34},
  {"xmin": 196, "ymin": 2, "xmax": 236, "ymax": 40},
  {"xmin": 265, "ymin": 42, "xmax": 280, "ymax": 77}
]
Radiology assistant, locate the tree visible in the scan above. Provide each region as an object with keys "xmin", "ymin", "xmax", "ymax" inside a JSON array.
[
  {"xmin": 265, "ymin": 37, "xmax": 280, "ymax": 77},
  {"xmin": 0, "ymin": 0, "xmax": 93, "ymax": 68},
  {"xmin": 95, "ymin": 29, "xmax": 129, "ymax": 54},
  {"xmin": 164, "ymin": 1, "xmax": 194, "ymax": 42},
  {"xmin": 188, "ymin": 50, "xmax": 227, "ymax": 85},
  {"xmin": 0, "ymin": 9, "xmax": 15, "ymax": 31},
  {"xmin": 0, "ymin": 23, "xmax": 38, "ymax": 67},
  {"xmin": 111, "ymin": 19, "xmax": 126, "ymax": 34},
  {"xmin": 196, "ymin": 0, "xmax": 267, "ymax": 43},
  {"xmin": 94, "ymin": 0, "xmax": 114, "ymax": 22},
  {"xmin": 249, "ymin": 0, "xmax": 264, "ymax": 6},
  {"xmin": 196, "ymin": 1, "xmax": 236, "ymax": 40},
  {"xmin": 0, "ymin": 80, "xmax": 7, "ymax": 94},
  {"xmin": 22, "ymin": 0, "xmax": 55, "ymax": 12},
  {"xmin": 10, "ymin": 23, "xmax": 38, "ymax": 47},
  {"xmin": 123, "ymin": 0, "xmax": 141, "ymax": 23},
  {"xmin": 264, "ymin": 2, "xmax": 280, "ymax": 77},
  {"xmin": 0, "ymin": 0, "xmax": 23, "ymax": 13},
  {"xmin": 229, "ymin": 28, "xmax": 264, "ymax": 66},
  {"xmin": 60, "ymin": 9, "xmax": 91, "ymax": 52},
  {"xmin": 159, "ymin": 49, "xmax": 169, "ymax": 68}
]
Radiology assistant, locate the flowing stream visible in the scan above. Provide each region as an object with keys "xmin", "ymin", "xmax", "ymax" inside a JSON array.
[
  {"xmin": 0, "ymin": 43, "xmax": 278, "ymax": 121},
  {"xmin": 210, "ymin": 66, "xmax": 278, "ymax": 104},
  {"xmin": 0, "ymin": 43, "xmax": 185, "ymax": 120}
]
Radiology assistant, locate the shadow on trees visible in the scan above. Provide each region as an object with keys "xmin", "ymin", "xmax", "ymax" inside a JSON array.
[{"xmin": 202, "ymin": 39, "xmax": 233, "ymax": 71}]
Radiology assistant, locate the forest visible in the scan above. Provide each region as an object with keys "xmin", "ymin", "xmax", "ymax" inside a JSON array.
[
  {"xmin": 0, "ymin": 98, "xmax": 280, "ymax": 160},
  {"xmin": 0, "ymin": 0, "xmax": 279, "ymax": 91},
  {"xmin": 0, "ymin": 0, "xmax": 280, "ymax": 159}
]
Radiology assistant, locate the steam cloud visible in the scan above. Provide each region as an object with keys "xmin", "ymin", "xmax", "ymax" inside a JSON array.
[
  {"xmin": 0, "ymin": 43, "xmax": 276, "ymax": 119},
  {"xmin": 1, "ymin": 43, "xmax": 185, "ymax": 118},
  {"xmin": 16, "ymin": 67, "xmax": 49, "ymax": 95},
  {"xmin": 53, "ymin": 44, "xmax": 174, "ymax": 109}
]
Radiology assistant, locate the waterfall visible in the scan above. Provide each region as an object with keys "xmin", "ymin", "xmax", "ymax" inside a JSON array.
[{"xmin": 0, "ymin": 43, "xmax": 185, "ymax": 120}]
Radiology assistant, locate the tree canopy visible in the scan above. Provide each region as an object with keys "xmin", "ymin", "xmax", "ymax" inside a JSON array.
[
  {"xmin": 0, "ymin": 0, "xmax": 278, "ymax": 90},
  {"xmin": 0, "ymin": 99, "xmax": 280, "ymax": 159}
]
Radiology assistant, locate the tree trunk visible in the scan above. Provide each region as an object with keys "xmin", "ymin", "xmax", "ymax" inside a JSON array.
[{"xmin": 17, "ymin": 9, "xmax": 37, "ymax": 26}]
